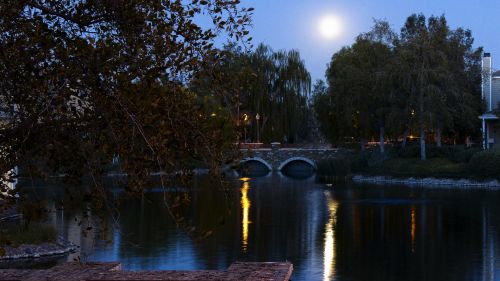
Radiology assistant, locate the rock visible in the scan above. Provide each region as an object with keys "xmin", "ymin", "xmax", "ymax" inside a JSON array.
[{"xmin": 352, "ymin": 174, "xmax": 500, "ymax": 190}]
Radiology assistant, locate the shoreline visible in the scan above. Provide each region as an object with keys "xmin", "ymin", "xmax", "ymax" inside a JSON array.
[
  {"xmin": 0, "ymin": 236, "xmax": 77, "ymax": 262},
  {"xmin": 352, "ymin": 174, "xmax": 500, "ymax": 190}
]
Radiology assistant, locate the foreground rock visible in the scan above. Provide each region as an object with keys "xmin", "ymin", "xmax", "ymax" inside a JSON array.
[{"xmin": 0, "ymin": 261, "xmax": 293, "ymax": 281}]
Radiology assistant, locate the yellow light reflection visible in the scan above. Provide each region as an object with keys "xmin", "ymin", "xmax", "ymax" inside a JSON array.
[
  {"xmin": 241, "ymin": 181, "xmax": 251, "ymax": 252},
  {"xmin": 324, "ymin": 191, "xmax": 339, "ymax": 281},
  {"xmin": 411, "ymin": 206, "xmax": 416, "ymax": 253}
]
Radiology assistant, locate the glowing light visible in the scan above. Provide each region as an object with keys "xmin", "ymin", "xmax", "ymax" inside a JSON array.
[
  {"xmin": 324, "ymin": 191, "xmax": 339, "ymax": 281},
  {"xmin": 411, "ymin": 206, "xmax": 416, "ymax": 253},
  {"xmin": 319, "ymin": 15, "xmax": 342, "ymax": 40},
  {"xmin": 241, "ymin": 181, "xmax": 251, "ymax": 252},
  {"xmin": 239, "ymin": 177, "xmax": 251, "ymax": 182}
]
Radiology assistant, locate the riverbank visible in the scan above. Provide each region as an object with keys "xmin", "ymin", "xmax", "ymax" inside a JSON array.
[
  {"xmin": 317, "ymin": 146, "xmax": 500, "ymax": 188},
  {"xmin": 0, "ymin": 236, "xmax": 77, "ymax": 262},
  {"xmin": 352, "ymin": 174, "xmax": 500, "ymax": 190},
  {"xmin": 0, "ymin": 211, "xmax": 77, "ymax": 265}
]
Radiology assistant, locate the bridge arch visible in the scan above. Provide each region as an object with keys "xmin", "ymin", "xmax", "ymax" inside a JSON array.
[
  {"xmin": 240, "ymin": 157, "xmax": 273, "ymax": 171},
  {"xmin": 278, "ymin": 157, "xmax": 316, "ymax": 171}
]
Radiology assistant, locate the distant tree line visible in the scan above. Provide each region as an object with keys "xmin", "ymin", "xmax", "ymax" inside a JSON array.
[{"xmin": 313, "ymin": 14, "xmax": 483, "ymax": 160}]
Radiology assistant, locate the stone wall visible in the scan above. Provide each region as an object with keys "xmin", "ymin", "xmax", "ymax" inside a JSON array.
[{"xmin": 240, "ymin": 148, "xmax": 341, "ymax": 171}]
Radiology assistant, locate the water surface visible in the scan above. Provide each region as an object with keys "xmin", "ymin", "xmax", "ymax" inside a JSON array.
[{"xmin": 25, "ymin": 174, "xmax": 500, "ymax": 280}]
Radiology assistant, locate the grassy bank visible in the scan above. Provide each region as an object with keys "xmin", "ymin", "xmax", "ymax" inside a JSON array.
[
  {"xmin": 365, "ymin": 158, "xmax": 468, "ymax": 179},
  {"xmin": 317, "ymin": 146, "xmax": 500, "ymax": 182}
]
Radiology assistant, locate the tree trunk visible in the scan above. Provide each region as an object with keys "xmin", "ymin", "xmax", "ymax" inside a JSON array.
[
  {"xmin": 420, "ymin": 126, "xmax": 426, "ymax": 160},
  {"xmin": 418, "ymin": 59, "xmax": 426, "ymax": 161},
  {"xmin": 261, "ymin": 116, "xmax": 268, "ymax": 134},
  {"xmin": 379, "ymin": 126, "xmax": 385, "ymax": 155},
  {"xmin": 402, "ymin": 128, "xmax": 410, "ymax": 148},
  {"xmin": 436, "ymin": 128, "xmax": 442, "ymax": 147},
  {"xmin": 360, "ymin": 138, "xmax": 367, "ymax": 153}
]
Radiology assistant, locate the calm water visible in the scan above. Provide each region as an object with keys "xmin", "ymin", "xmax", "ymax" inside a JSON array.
[{"xmin": 24, "ymin": 174, "xmax": 500, "ymax": 280}]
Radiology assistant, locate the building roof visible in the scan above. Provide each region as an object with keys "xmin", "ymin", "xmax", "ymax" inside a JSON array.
[{"xmin": 493, "ymin": 70, "xmax": 500, "ymax": 77}]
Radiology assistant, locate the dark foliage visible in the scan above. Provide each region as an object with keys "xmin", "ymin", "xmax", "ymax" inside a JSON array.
[
  {"xmin": 0, "ymin": 0, "xmax": 253, "ymax": 236},
  {"xmin": 468, "ymin": 149, "xmax": 500, "ymax": 180}
]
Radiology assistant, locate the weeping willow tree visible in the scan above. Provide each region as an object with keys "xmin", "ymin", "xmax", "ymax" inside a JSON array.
[
  {"xmin": 249, "ymin": 44, "xmax": 311, "ymax": 143},
  {"xmin": 192, "ymin": 43, "xmax": 312, "ymax": 144}
]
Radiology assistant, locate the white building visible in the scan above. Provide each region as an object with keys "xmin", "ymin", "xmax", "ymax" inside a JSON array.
[{"xmin": 480, "ymin": 53, "xmax": 500, "ymax": 149}]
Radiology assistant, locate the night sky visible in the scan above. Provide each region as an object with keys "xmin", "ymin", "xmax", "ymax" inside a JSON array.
[{"xmin": 239, "ymin": 0, "xmax": 500, "ymax": 82}]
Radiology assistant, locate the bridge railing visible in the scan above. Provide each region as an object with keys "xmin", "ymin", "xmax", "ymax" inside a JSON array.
[
  {"xmin": 237, "ymin": 142, "xmax": 334, "ymax": 150},
  {"xmin": 238, "ymin": 143, "xmax": 267, "ymax": 149}
]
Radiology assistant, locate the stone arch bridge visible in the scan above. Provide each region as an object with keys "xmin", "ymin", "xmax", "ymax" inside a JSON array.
[{"xmin": 240, "ymin": 148, "xmax": 342, "ymax": 171}]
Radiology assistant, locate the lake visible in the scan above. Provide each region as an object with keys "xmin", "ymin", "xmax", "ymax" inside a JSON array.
[{"xmin": 23, "ymin": 173, "xmax": 500, "ymax": 280}]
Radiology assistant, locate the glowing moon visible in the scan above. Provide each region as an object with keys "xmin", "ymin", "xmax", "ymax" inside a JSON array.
[{"xmin": 319, "ymin": 15, "xmax": 342, "ymax": 40}]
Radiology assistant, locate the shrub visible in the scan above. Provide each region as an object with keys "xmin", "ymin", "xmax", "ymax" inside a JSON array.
[
  {"xmin": 397, "ymin": 144, "xmax": 453, "ymax": 159},
  {"xmin": 316, "ymin": 157, "xmax": 352, "ymax": 182},
  {"xmin": 0, "ymin": 223, "xmax": 57, "ymax": 247},
  {"xmin": 468, "ymin": 149, "xmax": 500, "ymax": 179},
  {"xmin": 426, "ymin": 145, "xmax": 452, "ymax": 158},
  {"xmin": 397, "ymin": 145, "xmax": 421, "ymax": 158},
  {"xmin": 449, "ymin": 147, "xmax": 481, "ymax": 163},
  {"xmin": 351, "ymin": 154, "xmax": 369, "ymax": 173},
  {"xmin": 365, "ymin": 157, "xmax": 468, "ymax": 179}
]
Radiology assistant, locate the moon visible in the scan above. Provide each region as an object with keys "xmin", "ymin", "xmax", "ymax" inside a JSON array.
[{"xmin": 318, "ymin": 15, "xmax": 342, "ymax": 40}]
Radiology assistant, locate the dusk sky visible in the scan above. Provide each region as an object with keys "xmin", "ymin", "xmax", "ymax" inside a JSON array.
[{"xmin": 240, "ymin": 0, "xmax": 500, "ymax": 82}]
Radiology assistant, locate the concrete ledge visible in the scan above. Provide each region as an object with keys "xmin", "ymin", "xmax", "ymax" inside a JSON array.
[
  {"xmin": 0, "ymin": 261, "xmax": 293, "ymax": 281},
  {"xmin": 228, "ymin": 262, "xmax": 293, "ymax": 281}
]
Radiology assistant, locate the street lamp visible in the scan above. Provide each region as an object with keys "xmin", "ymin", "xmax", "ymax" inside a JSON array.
[
  {"xmin": 242, "ymin": 114, "xmax": 249, "ymax": 143},
  {"xmin": 256, "ymin": 113, "xmax": 260, "ymax": 143}
]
